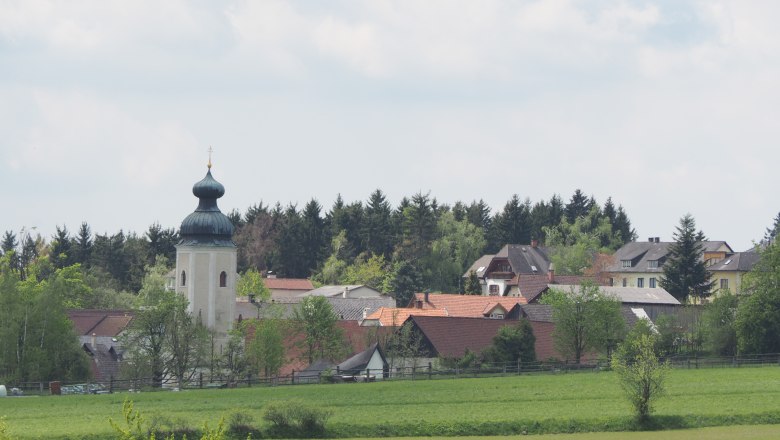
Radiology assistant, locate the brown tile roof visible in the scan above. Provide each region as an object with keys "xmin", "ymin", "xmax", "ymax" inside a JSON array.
[
  {"xmin": 363, "ymin": 307, "xmax": 448, "ymax": 326},
  {"xmin": 264, "ymin": 278, "xmax": 314, "ymax": 290},
  {"xmin": 409, "ymin": 293, "xmax": 526, "ymax": 317},
  {"xmin": 67, "ymin": 310, "xmax": 134, "ymax": 337},
  {"xmin": 409, "ymin": 316, "xmax": 515, "ymax": 358}
]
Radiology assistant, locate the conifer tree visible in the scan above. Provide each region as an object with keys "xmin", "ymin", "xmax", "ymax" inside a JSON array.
[
  {"xmin": 565, "ymin": 189, "xmax": 590, "ymax": 223},
  {"xmin": 491, "ymin": 195, "xmax": 531, "ymax": 248},
  {"xmin": 50, "ymin": 225, "xmax": 73, "ymax": 269},
  {"xmin": 660, "ymin": 214, "xmax": 713, "ymax": 303},
  {"xmin": 363, "ymin": 189, "xmax": 393, "ymax": 258},
  {"xmin": 74, "ymin": 222, "xmax": 93, "ymax": 267},
  {"xmin": 464, "ymin": 270, "xmax": 482, "ymax": 295}
]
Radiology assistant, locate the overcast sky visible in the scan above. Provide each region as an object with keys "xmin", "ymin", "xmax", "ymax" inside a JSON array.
[{"xmin": 1, "ymin": 0, "xmax": 777, "ymax": 251}]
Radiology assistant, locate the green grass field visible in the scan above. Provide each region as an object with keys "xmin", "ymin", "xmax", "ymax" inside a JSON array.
[{"xmin": 1, "ymin": 367, "xmax": 779, "ymax": 439}]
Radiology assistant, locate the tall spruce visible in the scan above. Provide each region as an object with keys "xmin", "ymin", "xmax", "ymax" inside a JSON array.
[
  {"xmin": 660, "ymin": 214, "xmax": 714, "ymax": 303},
  {"xmin": 565, "ymin": 189, "xmax": 591, "ymax": 223},
  {"xmin": 490, "ymin": 195, "xmax": 531, "ymax": 250},
  {"xmin": 74, "ymin": 222, "xmax": 93, "ymax": 267},
  {"xmin": 362, "ymin": 189, "xmax": 393, "ymax": 258},
  {"xmin": 50, "ymin": 225, "xmax": 73, "ymax": 269},
  {"xmin": 1, "ymin": 231, "xmax": 19, "ymax": 273},
  {"xmin": 300, "ymin": 199, "xmax": 327, "ymax": 275}
]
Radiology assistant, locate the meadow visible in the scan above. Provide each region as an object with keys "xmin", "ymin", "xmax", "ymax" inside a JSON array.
[{"xmin": 1, "ymin": 367, "xmax": 779, "ymax": 439}]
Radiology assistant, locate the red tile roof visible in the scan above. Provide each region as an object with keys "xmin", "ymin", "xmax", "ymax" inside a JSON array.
[
  {"xmin": 409, "ymin": 293, "xmax": 526, "ymax": 317},
  {"xmin": 264, "ymin": 278, "xmax": 314, "ymax": 290},
  {"xmin": 363, "ymin": 307, "xmax": 448, "ymax": 326}
]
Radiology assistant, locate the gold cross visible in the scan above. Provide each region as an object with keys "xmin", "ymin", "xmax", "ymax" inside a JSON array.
[{"xmin": 208, "ymin": 146, "xmax": 213, "ymax": 169}]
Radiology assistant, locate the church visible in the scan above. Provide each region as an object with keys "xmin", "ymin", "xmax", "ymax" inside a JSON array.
[{"xmin": 174, "ymin": 160, "xmax": 237, "ymax": 350}]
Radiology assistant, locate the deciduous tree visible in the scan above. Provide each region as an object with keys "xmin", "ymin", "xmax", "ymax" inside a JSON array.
[
  {"xmin": 735, "ymin": 240, "xmax": 780, "ymax": 354},
  {"xmin": 612, "ymin": 331, "xmax": 669, "ymax": 422},
  {"xmin": 543, "ymin": 283, "xmax": 625, "ymax": 363},
  {"xmin": 482, "ymin": 320, "xmax": 536, "ymax": 364},
  {"xmin": 293, "ymin": 296, "xmax": 347, "ymax": 364}
]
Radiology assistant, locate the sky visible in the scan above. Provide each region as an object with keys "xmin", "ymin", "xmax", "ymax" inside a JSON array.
[{"xmin": 0, "ymin": 0, "xmax": 777, "ymax": 252}]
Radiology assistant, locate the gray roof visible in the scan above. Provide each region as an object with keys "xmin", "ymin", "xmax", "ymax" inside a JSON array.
[
  {"xmin": 336, "ymin": 342, "xmax": 385, "ymax": 374},
  {"xmin": 463, "ymin": 254, "xmax": 494, "ymax": 278},
  {"xmin": 707, "ymin": 251, "xmax": 760, "ymax": 272},
  {"xmin": 607, "ymin": 240, "xmax": 732, "ymax": 273},
  {"xmin": 519, "ymin": 304, "xmax": 554, "ymax": 322},
  {"xmin": 520, "ymin": 303, "xmax": 642, "ymax": 327},
  {"xmin": 253, "ymin": 297, "xmax": 395, "ymax": 321},
  {"xmin": 500, "ymin": 244, "xmax": 552, "ymax": 275},
  {"xmin": 303, "ymin": 285, "xmax": 382, "ymax": 297},
  {"xmin": 464, "ymin": 244, "xmax": 553, "ymax": 279},
  {"xmin": 551, "ymin": 284, "xmax": 680, "ymax": 305}
]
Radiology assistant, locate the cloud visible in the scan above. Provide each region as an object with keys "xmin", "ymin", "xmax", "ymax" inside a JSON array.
[{"xmin": 3, "ymin": 88, "xmax": 198, "ymax": 187}]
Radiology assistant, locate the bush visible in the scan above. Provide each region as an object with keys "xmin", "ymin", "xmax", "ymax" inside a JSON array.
[
  {"xmin": 612, "ymin": 333, "xmax": 669, "ymax": 422},
  {"xmin": 263, "ymin": 399, "xmax": 332, "ymax": 438},
  {"xmin": 227, "ymin": 411, "xmax": 256, "ymax": 438}
]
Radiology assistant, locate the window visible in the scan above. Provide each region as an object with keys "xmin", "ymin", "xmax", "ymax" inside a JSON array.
[
  {"xmin": 491, "ymin": 313, "xmax": 504, "ymax": 319},
  {"xmin": 181, "ymin": 271, "xmax": 186, "ymax": 287},
  {"xmin": 622, "ymin": 278, "xmax": 627, "ymax": 287},
  {"xmin": 489, "ymin": 284, "xmax": 499, "ymax": 295},
  {"xmin": 637, "ymin": 278, "xmax": 644, "ymax": 288},
  {"xmin": 621, "ymin": 260, "xmax": 632, "ymax": 268},
  {"xmin": 219, "ymin": 271, "xmax": 227, "ymax": 287},
  {"xmin": 649, "ymin": 278, "xmax": 656, "ymax": 288},
  {"xmin": 720, "ymin": 279, "xmax": 729, "ymax": 290},
  {"xmin": 648, "ymin": 260, "xmax": 659, "ymax": 269}
]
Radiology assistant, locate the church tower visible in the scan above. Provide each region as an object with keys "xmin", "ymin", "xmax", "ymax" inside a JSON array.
[{"xmin": 175, "ymin": 160, "xmax": 236, "ymax": 350}]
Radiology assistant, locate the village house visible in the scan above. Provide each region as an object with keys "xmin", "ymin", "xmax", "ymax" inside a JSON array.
[{"xmin": 605, "ymin": 238, "xmax": 756, "ymax": 295}]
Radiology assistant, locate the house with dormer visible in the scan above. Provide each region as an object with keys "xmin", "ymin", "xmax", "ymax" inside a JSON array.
[
  {"xmin": 463, "ymin": 242, "xmax": 553, "ymax": 296},
  {"xmin": 706, "ymin": 250, "xmax": 761, "ymax": 295},
  {"xmin": 605, "ymin": 238, "xmax": 733, "ymax": 290}
]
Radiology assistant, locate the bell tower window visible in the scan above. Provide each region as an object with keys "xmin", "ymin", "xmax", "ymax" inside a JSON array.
[
  {"xmin": 181, "ymin": 270, "xmax": 186, "ymax": 286},
  {"xmin": 219, "ymin": 271, "xmax": 227, "ymax": 288}
]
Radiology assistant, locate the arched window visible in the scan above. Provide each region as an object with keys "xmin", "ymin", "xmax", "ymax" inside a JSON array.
[
  {"xmin": 181, "ymin": 270, "xmax": 186, "ymax": 286},
  {"xmin": 219, "ymin": 271, "xmax": 227, "ymax": 287}
]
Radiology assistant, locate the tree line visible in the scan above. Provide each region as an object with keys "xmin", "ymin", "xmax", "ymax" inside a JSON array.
[
  {"xmin": 231, "ymin": 189, "xmax": 635, "ymax": 304},
  {"xmin": 1, "ymin": 189, "xmax": 635, "ymax": 306}
]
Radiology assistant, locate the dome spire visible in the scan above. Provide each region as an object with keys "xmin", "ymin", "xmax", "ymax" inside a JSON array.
[
  {"xmin": 178, "ymin": 161, "xmax": 234, "ymax": 247},
  {"xmin": 207, "ymin": 145, "xmax": 213, "ymax": 169}
]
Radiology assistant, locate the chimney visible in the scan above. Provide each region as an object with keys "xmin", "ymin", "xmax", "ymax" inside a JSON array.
[
  {"xmin": 547, "ymin": 263, "xmax": 555, "ymax": 283},
  {"xmin": 531, "ymin": 239, "xmax": 538, "ymax": 248},
  {"xmin": 655, "ymin": 237, "xmax": 660, "ymax": 243},
  {"xmin": 648, "ymin": 237, "xmax": 654, "ymax": 243},
  {"xmin": 266, "ymin": 271, "xmax": 277, "ymax": 279},
  {"xmin": 91, "ymin": 332, "xmax": 97, "ymax": 348},
  {"xmin": 343, "ymin": 286, "xmax": 349, "ymax": 298},
  {"xmin": 416, "ymin": 299, "xmax": 423, "ymax": 309},
  {"xmin": 363, "ymin": 307, "xmax": 370, "ymax": 319},
  {"xmin": 424, "ymin": 291, "xmax": 430, "ymax": 303}
]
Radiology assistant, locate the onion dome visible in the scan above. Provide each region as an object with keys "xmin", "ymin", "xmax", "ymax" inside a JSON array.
[{"xmin": 179, "ymin": 168, "xmax": 235, "ymax": 247}]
